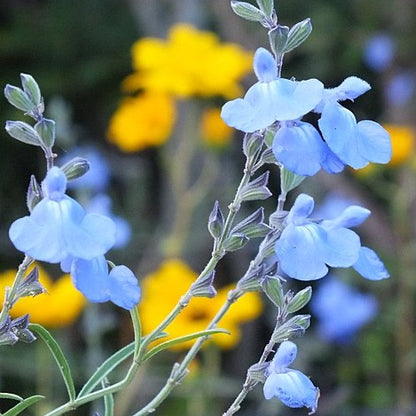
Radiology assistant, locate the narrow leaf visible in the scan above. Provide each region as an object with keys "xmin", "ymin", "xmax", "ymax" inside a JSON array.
[
  {"xmin": 0, "ymin": 393, "xmax": 23, "ymax": 401},
  {"xmin": 143, "ymin": 329, "xmax": 230, "ymax": 362},
  {"xmin": 3, "ymin": 395, "xmax": 44, "ymax": 416},
  {"xmin": 78, "ymin": 342, "xmax": 134, "ymax": 398},
  {"xmin": 29, "ymin": 324, "xmax": 76, "ymax": 403},
  {"xmin": 261, "ymin": 276, "xmax": 284, "ymax": 307}
]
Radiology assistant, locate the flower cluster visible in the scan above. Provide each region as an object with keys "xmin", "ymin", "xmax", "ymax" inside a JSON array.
[
  {"xmin": 9, "ymin": 166, "xmax": 141, "ymax": 310},
  {"xmin": 107, "ymin": 23, "xmax": 252, "ymax": 152},
  {"xmin": 221, "ymin": 47, "xmax": 392, "ymax": 176}
]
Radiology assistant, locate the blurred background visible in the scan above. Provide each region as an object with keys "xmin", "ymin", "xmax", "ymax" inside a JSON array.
[{"xmin": 0, "ymin": 0, "xmax": 415, "ymax": 415}]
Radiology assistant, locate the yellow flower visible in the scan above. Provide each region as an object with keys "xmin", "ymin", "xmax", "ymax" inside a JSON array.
[
  {"xmin": 200, "ymin": 107, "xmax": 233, "ymax": 147},
  {"xmin": 139, "ymin": 259, "xmax": 262, "ymax": 350},
  {"xmin": 107, "ymin": 91, "xmax": 176, "ymax": 152},
  {"xmin": 0, "ymin": 265, "xmax": 86, "ymax": 328},
  {"xmin": 384, "ymin": 124, "xmax": 415, "ymax": 166},
  {"xmin": 123, "ymin": 24, "xmax": 253, "ymax": 99}
]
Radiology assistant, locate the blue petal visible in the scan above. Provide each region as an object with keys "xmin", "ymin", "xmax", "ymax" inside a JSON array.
[
  {"xmin": 311, "ymin": 277, "xmax": 378, "ymax": 344},
  {"xmin": 319, "ymin": 103, "xmax": 369, "ymax": 168},
  {"xmin": 322, "ymin": 205, "xmax": 371, "ymax": 229},
  {"xmin": 253, "ymin": 48, "xmax": 277, "ymax": 82},
  {"xmin": 71, "ymin": 256, "xmax": 111, "ymax": 303},
  {"xmin": 356, "ymin": 120, "xmax": 392, "ymax": 164},
  {"xmin": 108, "ymin": 266, "xmax": 141, "ymax": 310},
  {"xmin": 221, "ymin": 78, "xmax": 323, "ymax": 133},
  {"xmin": 263, "ymin": 369, "xmax": 319, "ymax": 413},
  {"xmin": 42, "ymin": 167, "xmax": 67, "ymax": 200},
  {"xmin": 286, "ymin": 193, "xmax": 315, "ymax": 225},
  {"xmin": 320, "ymin": 144, "xmax": 345, "ymax": 173},
  {"xmin": 333, "ymin": 76, "xmax": 371, "ymax": 101},
  {"xmin": 272, "ymin": 341, "xmax": 298, "ymax": 372},
  {"xmin": 273, "ymin": 122, "xmax": 326, "ymax": 176},
  {"xmin": 353, "ymin": 246, "xmax": 390, "ymax": 280},
  {"xmin": 275, "ymin": 223, "xmax": 329, "ymax": 280},
  {"xmin": 323, "ymin": 227, "xmax": 361, "ymax": 267}
]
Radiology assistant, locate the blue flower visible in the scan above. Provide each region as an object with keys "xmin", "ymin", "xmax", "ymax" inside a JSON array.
[
  {"xmin": 221, "ymin": 48, "xmax": 323, "ymax": 133},
  {"xmin": 272, "ymin": 121, "xmax": 344, "ymax": 176},
  {"xmin": 264, "ymin": 341, "xmax": 319, "ymax": 414},
  {"xmin": 311, "ymin": 277, "xmax": 377, "ymax": 344},
  {"xmin": 71, "ymin": 256, "xmax": 141, "ymax": 310},
  {"xmin": 363, "ymin": 33, "xmax": 395, "ymax": 72},
  {"xmin": 384, "ymin": 71, "xmax": 415, "ymax": 107},
  {"xmin": 275, "ymin": 193, "xmax": 388, "ymax": 281},
  {"xmin": 9, "ymin": 167, "xmax": 116, "ymax": 264},
  {"xmin": 313, "ymin": 77, "xmax": 392, "ymax": 169},
  {"xmin": 318, "ymin": 102, "xmax": 392, "ymax": 169}
]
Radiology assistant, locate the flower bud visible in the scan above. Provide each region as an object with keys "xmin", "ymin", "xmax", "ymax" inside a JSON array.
[{"xmin": 61, "ymin": 157, "xmax": 90, "ymax": 181}]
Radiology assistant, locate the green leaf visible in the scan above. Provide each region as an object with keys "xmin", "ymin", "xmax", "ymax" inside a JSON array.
[
  {"xmin": 261, "ymin": 276, "xmax": 284, "ymax": 307},
  {"xmin": 256, "ymin": 0, "xmax": 273, "ymax": 17},
  {"xmin": 29, "ymin": 324, "xmax": 76, "ymax": 403},
  {"xmin": 20, "ymin": 74, "xmax": 42, "ymax": 107},
  {"xmin": 284, "ymin": 18, "xmax": 313, "ymax": 53},
  {"xmin": 2, "ymin": 395, "xmax": 44, "ymax": 416},
  {"xmin": 78, "ymin": 342, "xmax": 135, "ymax": 398},
  {"xmin": 286, "ymin": 286, "xmax": 312, "ymax": 314},
  {"xmin": 143, "ymin": 329, "xmax": 230, "ymax": 362},
  {"xmin": 269, "ymin": 25, "xmax": 289, "ymax": 55},
  {"xmin": 280, "ymin": 166, "xmax": 306, "ymax": 194},
  {"xmin": 5, "ymin": 121, "xmax": 42, "ymax": 146},
  {"xmin": 4, "ymin": 85, "xmax": 34, "ymax": 113},
  {"xmin": 0, "ymin": 393, "xmax": 23, "ymax": 401},
  {"xmin": 230, "ymin": 1, "xmax": 264, "ymax": 22}
]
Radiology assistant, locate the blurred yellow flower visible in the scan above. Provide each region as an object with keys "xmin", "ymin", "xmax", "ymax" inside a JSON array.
[
  {"xmin": 123, "ymin": 23, "xmax": 253, "ymax": 99},
  {"xmin": 200, "ymin": 107, "xmax": 233, "ymax": 147},
  {"xmin": 139, "ymin": 259, "xmax": 262, "ymax": 350},
  {"xmin": 107, "ymin": 92, "xmax": 176, "ymax": 152},
  {"xmin": 384, "ymin": 124, "xmax": 415, "ymax": 166},
  {"xmin": 0, "ymin": 265, "xmax": 86, "ymax": 328}
]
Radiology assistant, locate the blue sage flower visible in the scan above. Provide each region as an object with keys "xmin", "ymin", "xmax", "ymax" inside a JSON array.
[
  {"xmin": 272, "ymin": 121, "xmax": 344, "ymax": 176},
  {"xmin": 363, "ymin": 33, "xmax": 395, "ymax": 72},
  {"xmin": 221, "ymin": 48, "xmax": 323, "ymax": 133},
  {"xmin": 264, "ymin": 341, "xmax": 319, "ymax": 414},
  {"xmin": 275, "ymin": 193, "xmax": 388, "ymax": 281},
  {"xmin": 9, "ymin": 167, "xmax": 116, "ymax": 264},
  {"xmin": 315, "ymin": 77, "xmax": 392, "ymax": 169},
  {"xmin": 311, "ymin": 277, "xmax": 377, "ymax": 344},
  {"xmin": 71, "ymin": 256, "xmax": 141, "ymax": 310}
]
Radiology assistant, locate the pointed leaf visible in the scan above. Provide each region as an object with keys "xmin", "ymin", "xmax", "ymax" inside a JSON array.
[
  {"xmin": 231, "ymin": 1, "xmax": 264, "ymax": 22},
  {"xmin": 3, "ymin": 395, "xmax": 44, "ymax": 416},
  {"xmin": 29, "ymin": 324, "xmax": 75, "ymax": 403},
  {"xmin": 261, "ymin": 276, "xmax": 284, "ymax": 307},
  {"xmin": 284, "ymin": 18, "xmax": 313, "ymax": 53},
  {"xmin": 286, "ymin": 286, "xmax": 312, "ymax": 314}
]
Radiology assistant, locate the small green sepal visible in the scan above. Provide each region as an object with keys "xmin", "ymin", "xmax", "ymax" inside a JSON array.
[
  {"xmin": 280, "ymin": 166, "xmax": 306, "ymax": 194},
  {"xmin": 269, "ymin": 25, "xmax": 289, "ymax": 56},
  {"xmin": 5, "ymin": 121, "xmax": 42, "ymax": 146},
  {"xmin": 61, "ymin": 157, "xmax": 90, "ymax": 181},
  {"xmin": 239, "ymin": 171, "xmax": 272, "ymax": 201},
  {"xmin": 286, "ymin": 286, "xmax": 312, "ymax": 314},
  {"xmin": 231, "ymin": 1, "xmax": 265, "ymax": 22},
  {"xmin": 261, "ymin": 275, "xmax": 284, "ymax": 307},
  {"xmin": 20, "ymin": 74, "xmax": 42, "ymax": 107},
  {"xmin": 284, "ymin": 18, "xmax": 312, "ymax": 53},
  {"xmin": 35, "ymin": 118, "xmax": 55, "ymax": 148},
  {"xmin": 255, "ymin": 0, "xmax": 274, "ymax": 17},
  {"xmin": 208, "ymin": 200, "xmax": 225, "ymax": 239},
  {"xmin": 4, "ymin": 85, "xmax": 35, "ymax": 113}
]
